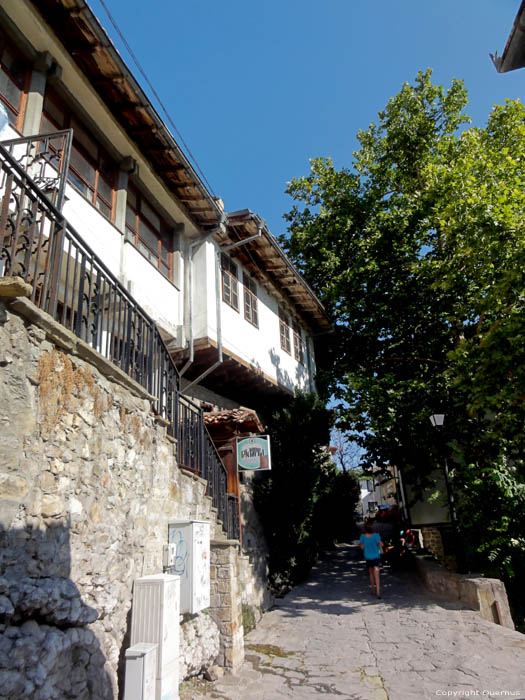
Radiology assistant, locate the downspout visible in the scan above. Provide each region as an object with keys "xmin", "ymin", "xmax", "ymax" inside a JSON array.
[{"xmin": 181, "ymin": 216, "xmax": 265, "ymax": 394}]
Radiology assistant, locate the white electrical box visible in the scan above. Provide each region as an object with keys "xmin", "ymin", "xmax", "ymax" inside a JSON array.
[
  {"xmin": 124, "ymin": 643, "xmax": 157, "ymax": 700},
  {"xmin": 168, "ymin": 520, "xmax": 210, "ymax": 614},
  {"xmin": 130, "ymin": 574, "xmax": 180, "ymax": 700}
]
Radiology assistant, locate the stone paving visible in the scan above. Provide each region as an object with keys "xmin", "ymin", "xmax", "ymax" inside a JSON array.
[{"xmin": 180, "ymin": 543, "xmax": 525, "ymax": 700}]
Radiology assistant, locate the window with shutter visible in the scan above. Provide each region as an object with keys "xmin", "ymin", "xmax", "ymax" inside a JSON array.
[
  {"xmin": 221, "ymin": 254, "xmax": 239, "ymax": 311},
  {"xmin": 243, "ymin": 273, "xmax": 258, "ymax": 327}
]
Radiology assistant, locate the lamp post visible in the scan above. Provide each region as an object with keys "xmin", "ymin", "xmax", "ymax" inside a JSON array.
[{"xmin": 429, "ymin": 413, "xmax": 464, "ymax": 572}]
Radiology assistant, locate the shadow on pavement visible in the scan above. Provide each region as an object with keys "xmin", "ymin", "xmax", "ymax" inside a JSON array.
[{"xmin": 272, "ymin": 543, "xmax": 467, "ymax": 619}]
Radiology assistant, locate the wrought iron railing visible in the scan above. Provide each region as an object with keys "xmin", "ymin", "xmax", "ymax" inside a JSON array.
[
  {"xmin": 176, "ymin": 393, "xmax": 202, "ymax": 472},
  {"xmin": 0, "ymin": 139, "xmax": 237, "ymax": 540},
  {"xmin": 1, "ymin": 130, "xmax": 73, "ymax": 211},
  {"xmin": 228, "ymin": 495, "xmax": 240, "ymax": 542}
]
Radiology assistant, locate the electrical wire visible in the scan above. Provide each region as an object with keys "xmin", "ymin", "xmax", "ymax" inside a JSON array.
[{"xmin": 93, "ymin": 0, "xmax": 217, "ymax": 198}]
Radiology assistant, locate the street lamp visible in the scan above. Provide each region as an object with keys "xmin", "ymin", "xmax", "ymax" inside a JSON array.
[
  {"xmin": 429, "ymin": 414, "xmax": 444, "ymax": 428},
  {"xmin": 429, "ymin": 413, "xmax": 464, "ymax": 572}
]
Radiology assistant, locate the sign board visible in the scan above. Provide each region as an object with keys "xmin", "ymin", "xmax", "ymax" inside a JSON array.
[{"xmin": 236, "ymin": 435, "xmax": 271, "ymax": 471}]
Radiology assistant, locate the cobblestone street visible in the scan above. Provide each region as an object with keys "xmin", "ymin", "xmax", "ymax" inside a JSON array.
[{"xmin": 181, "ymin": 544, "xmax": 525, "ymax": 700}]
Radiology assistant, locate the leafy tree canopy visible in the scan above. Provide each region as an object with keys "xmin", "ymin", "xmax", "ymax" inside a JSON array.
[
  {"xmin": 282, "ymin": 70, "xmax": 525, "ymax": 603},
  {"xmin": 253, "ymin": 392, "xmax": 360, "ymax": 593}
]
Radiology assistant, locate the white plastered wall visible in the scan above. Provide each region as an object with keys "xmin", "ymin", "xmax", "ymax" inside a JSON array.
[
  {"xmin": 123, "ymin": 242, "xmax": 181, "ymax": 337},
  {"xmin": 2, "ymin": 0, "xmax": 193, "ymax": 340},
  {"xmin": 7, "ymin": 0, "xmax": 198, "ymax": 237},
  {"xmin": 62, "ymin": 189, "xmax": 121, "ymax": 280},
  {"xmin": 193, "ymin": 239, "xmax": 315, "ymax": 393}
]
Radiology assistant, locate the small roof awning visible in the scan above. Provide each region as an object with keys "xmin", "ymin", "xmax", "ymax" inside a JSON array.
[{"xmin": 204, "ymin": 408, "xmax": 264, "ymax": 434}]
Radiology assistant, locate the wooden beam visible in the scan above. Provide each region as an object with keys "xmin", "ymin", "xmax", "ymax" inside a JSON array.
[
  {"xmin": 71, "ymin": 42, "xmax": 109, "ymax": 56},
  {"xmin": 155, "ymin": 164, "xmax": 187, "ymax": 173},
  {"xmin": 117, "ymin": 100, "xmax": 148, "ymax": 112},
  {"xmin": 94, "ymin": 74, "xmax": 126, "ymax": 87},
  {"xmin": 129, "ymin": 126, "xmax": 159, "ymax": 136}
]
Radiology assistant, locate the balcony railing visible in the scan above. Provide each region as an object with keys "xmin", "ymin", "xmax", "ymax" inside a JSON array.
[
  {"xmin": 0, "ymin": 138, "xmax": 238, "ymax": 540},
  {"xmin": 1, "ymin": 129, "xmax": 73, "ymax": 211}
]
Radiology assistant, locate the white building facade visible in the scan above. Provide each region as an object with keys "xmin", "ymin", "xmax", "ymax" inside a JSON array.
[
  {"xmin": 0, "ymin": 0, "xmax": 329, "ymax": 410},
  {"xmin": 0, "ymin": 1, "xmax": 333, "ymax": 693}
]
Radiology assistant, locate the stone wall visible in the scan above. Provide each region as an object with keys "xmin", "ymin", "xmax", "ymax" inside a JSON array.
[
  {"xmin": 420, "ymin": 526, "xmax": 456, "ymax": 570},
  {"xmin": 179, "ymin": 612, "xmax": 220, "ymax": 680},
  {"xmin": 209, "ymin": 541, "xmax": 244, "ymax": 672},
  {"xmin": 238, "ymin": 476, "xmax": 273, "ymax": 630},
  {"xmin": 0, "ymin": 295, "xmax": 246, "ymax": 697},
  {"xmin": 420, "ymin": 526, "xmax": 445, "ymax": 560},
  {"xmin": 415, "ymin": 556, "xmax": 515, "ymax": 630}
]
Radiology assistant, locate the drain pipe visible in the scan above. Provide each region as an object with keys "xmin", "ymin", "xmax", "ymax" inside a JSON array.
[{"xmin": 181, "ymin": 216, "xmax": 265, "ymax": 394}]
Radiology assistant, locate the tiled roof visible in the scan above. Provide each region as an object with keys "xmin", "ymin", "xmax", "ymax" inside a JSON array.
[{"xmin": 203, "ymin": 408, "xmax": 264, "ymax": 433}]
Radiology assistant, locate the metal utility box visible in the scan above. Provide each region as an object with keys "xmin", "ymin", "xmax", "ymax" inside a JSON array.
[
  {"xmin": 168, "ymin": 520, "xmax": 210, "ymax": 614},
  {"xmin": 130, "ymin": 574, "xmax": 180, "ymax": 700},
  {"xmin": 124, "ymin": 643, "xmax": 157, "ymax": 700}
]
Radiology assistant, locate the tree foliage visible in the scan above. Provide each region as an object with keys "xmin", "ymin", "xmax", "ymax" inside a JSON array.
[
  {"xmin": 253, "ymin": 392, "xmax": 360, "ymax": 594},
  {"xmin": 282, "ymin": 70, "xmax": 525, "ymax": 623}
]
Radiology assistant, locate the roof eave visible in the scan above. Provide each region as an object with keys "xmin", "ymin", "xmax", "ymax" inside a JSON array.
[
  {"xmin": 28, "ymin": 0, "xmax": 223, "ymax": 228},
  {"xmin": 491, "ymin": 0, "xmax": 525, "ymax": 73},
  {"xmin": 224, "ymin": 209, "xmax": 332, "ymax": 333}
]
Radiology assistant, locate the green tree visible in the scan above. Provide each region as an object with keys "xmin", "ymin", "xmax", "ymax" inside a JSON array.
[
  {"xmin": 283, "ymin": 70, "xmax": 525, "ymax": 625},
  {"xmin": 253, "ymin": 392, "xmax": 360, "ymax": 593}
]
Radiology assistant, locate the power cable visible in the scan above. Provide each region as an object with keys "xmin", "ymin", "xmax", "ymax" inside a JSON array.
[{"xmin": 93, "ymin": 0, "xmax": 217, "ymax": 197}]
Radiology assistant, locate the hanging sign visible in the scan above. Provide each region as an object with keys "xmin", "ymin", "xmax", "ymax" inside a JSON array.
[{"xmin": 236, "ymin": 436, "xmax": 271, "ymax": 471}]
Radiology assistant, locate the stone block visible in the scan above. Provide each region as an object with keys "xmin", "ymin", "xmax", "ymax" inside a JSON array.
[
  {"xmin": 41, "ymin": 494, "xmax": 64, "ymax": 518},
  {"xmin": 416, "ymin": 556, "xmax": 515, "ymax": 629},
  {"xmin": 224, "ymin": 643, "xmax": 244, "ymax": 671},
  {"xmin": 40, "ymin": 471, "xmax": 57, "ymax": 492},
  {"xmin": 217, "ymin": 580, "xmax": 231, "ymax": 594},
  {"xmin": 0, "ymin": 473, "xmax": 29, "ymax": 501},
  {"xmin": 203, "ymin": 665, "xmax": 223, "ymax": 681},
  {"xmin": 0, "ymin": 277, "xmax": 32, "ymax": 298}
]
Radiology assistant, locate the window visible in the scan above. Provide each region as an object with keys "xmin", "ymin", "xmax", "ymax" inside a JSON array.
[
  {"xmin": 279, "ymin": 307, "xmax": 291, "ymax": 354},
  {"xmin": 0, "ymin": 35, "xmax": 29, "ymax": 127},
  {"xmin": 293, "ymin": 321, "xmax": 305, "ymax": 364},
  {"xmin": 221, "ymin": 254, "xmax": 239, "ymax": 311},
  {"xmin": 243, "ymin": 273, "xmax": 258, "ymax": 327},
  {"xmin": 126, "ymin": 184, "xmax": 174, "ymax": 280},
  {"xmin": 41, "ymin": 89, "xmax": 116, "ymax": 220}
]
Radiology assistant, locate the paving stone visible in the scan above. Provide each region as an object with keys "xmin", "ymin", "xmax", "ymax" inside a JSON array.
[{"xmin": 179, "ymin": 543, "xmax": 525, "ymax": 700}]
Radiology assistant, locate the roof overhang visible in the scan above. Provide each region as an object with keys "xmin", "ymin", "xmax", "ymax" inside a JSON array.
[
  {"xmin": 220, "ymin": 209, "xmax": 332, "ymax": 334},
  {"xmin": 29, "ymin": 0, "xmax": 223, "ymax": 230},
  {"xmin": 177, "ymin": 338, "xmax": 295, "ymax": 407},
  {"xmin": 491, "ymin": 1, "xmax": 525, "ymax": 73}
]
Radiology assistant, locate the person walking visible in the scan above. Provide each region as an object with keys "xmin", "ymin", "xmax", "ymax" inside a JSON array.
[{"xmin": 360, "ymin": 520, "xmax": 384, "ymax": 598}]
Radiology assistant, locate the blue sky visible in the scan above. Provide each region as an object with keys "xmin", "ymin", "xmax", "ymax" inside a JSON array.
[{"xmin": 90, "ymin": 0, "xmax": 525, "ymax": 237}]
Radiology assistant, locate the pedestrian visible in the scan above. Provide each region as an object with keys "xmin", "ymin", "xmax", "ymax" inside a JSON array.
[{"xmin": 360, "ymin": 520, "xmax": 383, "ymax": 598}]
